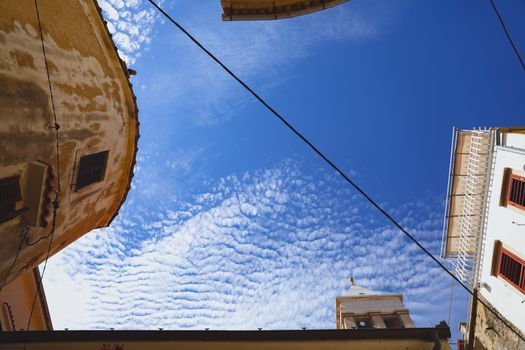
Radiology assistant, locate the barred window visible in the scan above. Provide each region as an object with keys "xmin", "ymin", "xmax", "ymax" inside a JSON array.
[
  {"xmin": 507, "ymin": 174, "xmax": 525, "ymax": 210},
  {"xmin": 497, "ymin": 247, "xmax": 525, "ymax": 294}
]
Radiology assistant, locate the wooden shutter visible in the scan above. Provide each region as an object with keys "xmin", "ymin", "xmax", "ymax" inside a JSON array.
[
  {"xmin": 507, "ymin": 174, "xmax": 525, "ymax": 210},
  {"xmin": 497, "ymin": 247, "xmax": 525, "ymax": 294}
]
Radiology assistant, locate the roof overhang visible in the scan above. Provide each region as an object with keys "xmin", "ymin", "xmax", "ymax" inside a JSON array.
[
  {"xmin": 0, "ymin": 328, "xmax": 452, "ymax": 349},
  {"xmin": 221, "ymin": 0, "xmax": 349, "ymax": 21},
  {"xmin": 442, "ymin": 129, "xmax": 470, "ymax": 257}
]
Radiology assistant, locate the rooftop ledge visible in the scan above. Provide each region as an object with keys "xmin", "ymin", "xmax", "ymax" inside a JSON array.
[{"xmin": 0, "ymin": 326, "xmax": 451, "ymax": 344}]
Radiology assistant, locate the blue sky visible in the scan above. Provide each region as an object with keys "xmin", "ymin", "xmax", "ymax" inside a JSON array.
[{"xmin": 44, "ymin": 0, "xmax": 525, "ymax": 344}]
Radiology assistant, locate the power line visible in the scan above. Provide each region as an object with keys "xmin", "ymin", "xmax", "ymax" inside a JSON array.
[
  {"xmin": 26, "ymin": 209, "xmax": 59, "ymax": 247},
  {"xmin": 25, "ymin": 0, "xmax": 62, "ymax": 332},
  {"xmin": 146, "ymin": 0, "xmax": 525, "ymax": 343},
  {"xmin": 447, "ymin": 272, "xmax": 455, "ymax": 326},
  {"xmin": 488, "ymin": 0, "xmax": 525, "ymax": 71}
]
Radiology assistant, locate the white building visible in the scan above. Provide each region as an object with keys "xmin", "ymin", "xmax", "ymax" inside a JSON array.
[{"xmin": 442, "ymin": 127, "xmax": 525, "ymax": 349}]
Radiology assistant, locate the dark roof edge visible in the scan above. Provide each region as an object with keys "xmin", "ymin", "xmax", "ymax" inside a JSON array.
[
  {"xmin": 221, "ymin": 0, "xmax": 349, "ymax": 21},
  {"xmin": 499, "ymin": 126, "xmax": 525, "ymax": 133},
  {"xmin": 91, "ymin": 0, "xmax": 140, "ymax": 226},
  {"xmin": 0, "ymin": 326, "xmax": 451, "ymax": 343}
]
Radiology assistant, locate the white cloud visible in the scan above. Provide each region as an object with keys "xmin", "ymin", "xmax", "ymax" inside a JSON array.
[
  {"xmin": 43, "ymin": 160, "xmax": 467, "ymax": 330},
  {"xmin": 120, "ymin": 0, "xmax": 391, "ymax": 125},
  {"xmin": 175, "ymin": 8, "xmax": 377, "ymax": 125},
  {"xmin": 98, "ymin": 0, "xmax": 159, "ymax": 64}
]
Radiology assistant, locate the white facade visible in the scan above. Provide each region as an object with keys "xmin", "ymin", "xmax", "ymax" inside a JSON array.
[
  {"xmin": 442, "ymin": 127, "xmax": 525, "ymax": 347},
  {"xmin": 478, "ymin": 131, "xmax": 525, "ymax": 333}
]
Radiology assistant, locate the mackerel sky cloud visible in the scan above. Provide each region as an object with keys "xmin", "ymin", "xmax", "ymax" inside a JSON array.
[{"xmin": 44, "ymin": 160, "xmax": 465, "ymax": 330}]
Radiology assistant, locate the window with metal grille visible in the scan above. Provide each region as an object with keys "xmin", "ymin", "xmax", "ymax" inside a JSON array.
[
  {"xmin": 76, "ymin": 151, "xmax": 109, "ymax": 190},
  {"xmin": 497, "ymin": 247, "xmax": 525, "ymax": 294},
  {"xmin": 0, "ymin": 176, "xmax": 22, "ymax": 223},
  {"xmin": 507, "ymin": 174, "xmax": 525, "ymax": 210}
]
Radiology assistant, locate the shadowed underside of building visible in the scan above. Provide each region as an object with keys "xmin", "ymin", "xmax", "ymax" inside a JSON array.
[
  {"xmin": 0, "ymin": 328, "xmax": 452, "ymax": 350},
  {"xmin": 221, "ymin": 0, "xmax": 348, "ymax": 21}
]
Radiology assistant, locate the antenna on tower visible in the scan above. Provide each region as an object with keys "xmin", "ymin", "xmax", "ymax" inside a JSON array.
[{"xmin": 350, "ymin": 276, "xmax": 356, "ymax": 286}]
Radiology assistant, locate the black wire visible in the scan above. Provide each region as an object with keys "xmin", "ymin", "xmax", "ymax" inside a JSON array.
[
  {"xmin": 26, "ymin": 223, "xmax": 56, "ymax": 246},
  {"xmin": 146, "ymin": 0, "xmax": 525, "ymax": 343},
  {"xmin": 488, "ymin": 0, "xmax": 525, "ymax": 71},
  {"xmin": 25, "ymin": 0, "xmax": 62, "ymax": 332},
  {"xmin": 34, "ymin": 0, "xmax": 61, "ymax": 194}
]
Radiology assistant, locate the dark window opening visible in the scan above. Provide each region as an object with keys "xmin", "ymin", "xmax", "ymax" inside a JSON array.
[
  {"xmin": 498, "ymin": 247, "xmax": 525, "ymax": 294},
  {"xmin": 383, "ymin": 316, "xmax": 404, "ymax": 328},
  {"xmin": 0, "ymin": 176, "xmax": 22, "ymax": 223},
  {"xmin": 76, "ymin": 151, "xmax": 109, "ymax": 190},
  {"xmin": 507, "ymin": 174, "xmax": 525, "ymax": 210}
]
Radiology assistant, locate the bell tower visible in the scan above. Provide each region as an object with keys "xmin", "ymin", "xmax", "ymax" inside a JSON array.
[{"xmin": 336, "ymin": 277, "xmax": 415, "ymax": 329}]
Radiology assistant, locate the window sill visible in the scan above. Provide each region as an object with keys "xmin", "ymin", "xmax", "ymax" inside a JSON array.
[{"xmin": 0, "ymin": 207, "xmax": 28, "ymax": 224}]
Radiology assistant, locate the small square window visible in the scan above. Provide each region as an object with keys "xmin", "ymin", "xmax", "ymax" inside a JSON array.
[
  {"xmin": 0, "ymin": 176, "xmax": 22, "ymax": 223},
  {"xmin": 76, "ymin": 151, "xmax": 109, "ymax": 190}
]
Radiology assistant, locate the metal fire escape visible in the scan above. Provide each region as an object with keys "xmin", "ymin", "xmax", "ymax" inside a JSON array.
[{"xmin": 454, "ymin": 130, "xmax": 493, "ymax": 286}]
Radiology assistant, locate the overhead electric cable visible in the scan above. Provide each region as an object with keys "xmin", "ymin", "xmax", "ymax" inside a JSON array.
[
  {"xmin": 146, "ymin": 0, "xmax": 525, "ymax": 342},
  {"xmin": 447, "ymin": 272, "xmax": 455, "ymax": 325},
  {"xmin": 488, "ymin": 0, "xmax": 525, "ymax": 71},
  {"xmin": 25, "ymin": 0, "xmax": 61, "ymax": 332}
]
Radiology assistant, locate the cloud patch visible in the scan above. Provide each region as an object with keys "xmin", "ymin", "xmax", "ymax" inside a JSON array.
[
  {"xmin": 43, "ymin": 160, "xmax": 466, "ymax": 330},
  {"xmin": 98, "ymin": 0, "xmax": 159, "ymax": 64}
]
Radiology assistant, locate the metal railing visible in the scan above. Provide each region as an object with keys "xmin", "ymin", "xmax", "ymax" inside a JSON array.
[{"xmin": 454, "ymin": 130, "xmax": 492, "ymax": 286}]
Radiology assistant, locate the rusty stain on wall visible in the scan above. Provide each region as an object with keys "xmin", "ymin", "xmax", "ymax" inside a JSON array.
[{"xmin": 0, "ymin": 0, "xmax": 139, "ymax": 286}]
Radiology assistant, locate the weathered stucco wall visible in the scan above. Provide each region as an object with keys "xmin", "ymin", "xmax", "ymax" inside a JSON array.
[{"xmin": 0, "ymin": 0, "xmax": 138, "ymax": 286}]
